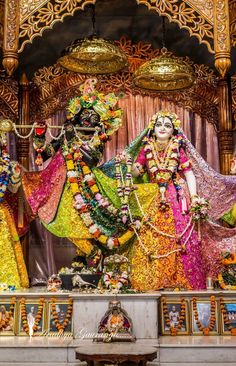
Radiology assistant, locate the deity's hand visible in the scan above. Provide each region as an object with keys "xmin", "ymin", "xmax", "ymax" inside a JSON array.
[{"xmin": 131, "ymin": 162, "xmax": 143, "ymax": 177}]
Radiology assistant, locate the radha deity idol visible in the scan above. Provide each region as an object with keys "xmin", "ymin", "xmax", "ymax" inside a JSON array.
[{"xmin": 125, "ymin": 111, "xmax": 236, "ymax": 291}]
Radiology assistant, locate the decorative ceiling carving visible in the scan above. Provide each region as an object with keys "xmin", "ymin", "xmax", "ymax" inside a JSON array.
[
  {"xmin": 30, "ymin": 37, "xmax": 219, "ymax": 127},
  {"xmin": 18, "ymin": 0, "xmax": 215, "ymax": 53},
  {"xmin": 136, "ymin": 0, "xmax": 214, "ymax": 53},
  {"xmin": 184, "ymin": 0, "xmax": 213, "ymax": 23},
  {"xmin": 20, "ymin": 0, "xmax": 48, "ymax": 23},
  {"xmin": 18, "ymin": 0, "xmax": 96, "ymax": 52}
]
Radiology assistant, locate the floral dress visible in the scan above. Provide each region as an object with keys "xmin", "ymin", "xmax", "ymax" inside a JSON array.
[{"xmin": 130, "ymin": 136, "xmax": 206, "ymax": 291}]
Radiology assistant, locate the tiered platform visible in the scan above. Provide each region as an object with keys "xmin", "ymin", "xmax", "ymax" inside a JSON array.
[{"xmin": 0, "ymin": 289, "xmax": 236, "ymax": 365}]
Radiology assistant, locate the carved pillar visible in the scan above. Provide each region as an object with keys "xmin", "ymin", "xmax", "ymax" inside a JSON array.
[
  {"xmin": 214, "ymin": 0, "xmax": 231, "ymax": 77},
  {"xmin": 18, "ymin": 73, "xmax": 30, "ymax": 266},
  {"xmin": 3, "ymin": 0, "xmax": 19, "ymax": 76},
  {"xmin": 218, "ymin": 76, "xmax": 234, "ymax": 174}
]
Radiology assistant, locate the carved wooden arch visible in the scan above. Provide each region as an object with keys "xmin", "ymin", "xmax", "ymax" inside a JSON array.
[
  {"xmin": 136, "ymin": 0, "xmax": 214, "ymax": 53},
  {"xmin": 30, "ymin": 37, "xmax": 219, "ymax": 128},
  {"xmin": 18, "ymin": 0, "xmax": 96, "ymax": 52},
  {"xmin": 18, "ymin": 0, "xmax": 214, "ymax": 53},
  {"xmin": 2, "ymin": 0, "xmax": 231, "ymax": 77}
]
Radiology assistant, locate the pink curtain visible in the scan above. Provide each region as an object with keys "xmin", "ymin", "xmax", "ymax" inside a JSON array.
[{"xmin": 28, "ymin": 96, "xmax": 220, "ymax": 284}]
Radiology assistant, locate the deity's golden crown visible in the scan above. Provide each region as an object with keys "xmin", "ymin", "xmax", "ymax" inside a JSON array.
[
  {"xmin": 148, "ymin": 110, "xmax": 182, "ymax": 131},
  {"xmin": 67, "ymin": 78, "xmax": 123, "ymax": 136}
]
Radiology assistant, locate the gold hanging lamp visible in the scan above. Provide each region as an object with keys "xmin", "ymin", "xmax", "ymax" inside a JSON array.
[
  {"xmin": 58, "ymin": 36, "xmax": 128, "ymax": 74},
  {"xmin": 133, "ymin": 48, "xmax": 195, "ymax": 91},
  {"xmin": 58, "ymin": 5, "xmax": 127, "ymax": 74},
  {"xmin": 133, "ymin": 17, "xmax": 195, "ymax": 91}
]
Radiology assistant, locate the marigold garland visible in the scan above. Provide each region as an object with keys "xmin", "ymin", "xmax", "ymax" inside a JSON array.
[
  {"xmin": 0, "ymin": 297, "xmax": 16, "ymax": 331},
  {"xmin": 220, "ymin": 297, "xmax": 236, "ymax": 335},
  {"xmin": 20, "ymin": 297, "xmax": 45, "ymax": 335},
  {"xmin": 50, "ymin": 297, "xmax": 73, "ymax": 334},
  {"xmin": 192, "ymin": 296, "xmax": 216, "ymax": 335},
  {"xmin": 162, "ymin": 297, "xmax": 186, "ymax": 336},
  {"xmin": 63, "ymin": 143, "xmax": 134, "ymax": 249}
]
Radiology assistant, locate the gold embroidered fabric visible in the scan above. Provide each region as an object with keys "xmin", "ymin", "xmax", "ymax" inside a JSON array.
[
  {"xmin": 130, "ymin": 192, "xmax": 190, "ymax": 291},
  {"xmin": 0, "ymin": 203, "xmax": 29, "ymax": 288}
]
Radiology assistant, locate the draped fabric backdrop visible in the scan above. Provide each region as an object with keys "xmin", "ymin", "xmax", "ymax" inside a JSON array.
[{"xmin": 28, "ymin": 95, "xmax": 220, "ymax": 284}]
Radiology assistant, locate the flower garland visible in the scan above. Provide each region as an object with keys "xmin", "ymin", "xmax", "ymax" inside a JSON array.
[
  {"xmin": 50, "ymin": 298, "xmax": 73, "ymax": 333},
  {"xmin": 0, "ymin": 297, "xmax": 16, "ymax": 331},
  {"xmin": 218, "ymin": 274, "xmax": 236, "ymax": 290},
  {"xmin": 220, "ymin": 297, "xmax": 236, "ymax": 335},
  {"xmin": 115, "ymin": 152, "xmax": 133, "ymax": 224},
  {"xmin": 143, "ymin": 134, "xmax": 185, "ymax": 209},
  {"xmin": 192, "ymin": 296, "xmax": 216, "ymax": 335},
  {"xmin": 103, "ymin": 271, "xmax": 129, "ymax": 290},
  {"xmin": 162, "ymin": 297, "xmax": 186, "ymax": 336},
  {"xmin": 0, "ymin": 133, "xmax": 11, "ymax": 202},
  {"xmin": 63, "ymin": 142, "xmax": 134, "ymax": 250},
  {"xmin": 20, "ymin": 297, "xmax": 45, "ymax": 335}
]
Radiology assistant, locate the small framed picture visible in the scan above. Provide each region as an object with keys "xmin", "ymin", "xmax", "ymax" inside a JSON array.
[
  {"xmin": 161, "ymin": 299, "xmax": 189, "ymax": 335},
  {"xmin": 0, "ymin": 301, "xmax": 17, "ymax": 336},
  {"xmin": 47, "ymin": 300, "xmax": 73, "ymax": 336},
  {"xmin": 191, "ymin": 299, "xmax": 219, "ymax": 335},
  {"xmin": 18, "ymin": 300, "xmax": 46, "ymax": 336},
  {"xmin": 221, "ymin": 301, "xmax": 236, "ymax": 334}
]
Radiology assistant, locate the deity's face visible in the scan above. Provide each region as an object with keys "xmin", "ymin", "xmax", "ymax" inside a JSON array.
[
  {"xmin": 154, "ymin": 116, "xmax": 174, "ymax": 142},
  {"xmin": 78, "ymin": 108, "xmax": 100, "ymax": 128}
]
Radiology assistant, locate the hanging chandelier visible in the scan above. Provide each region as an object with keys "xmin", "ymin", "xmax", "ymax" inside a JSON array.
[
  {"xmin": 133, "ymin": 48, "xmax": 195, "ymax": 91},
  {"xmin": 58, "ymin": 36, "xmax": 128, "ymax": 74},
  {"xmin": 133, "ymin": 17, "xmax": 195, "ymax": 92},
  {"xmin": 58, "ymin": 6, "xmax": 127, "ymax": 74}
]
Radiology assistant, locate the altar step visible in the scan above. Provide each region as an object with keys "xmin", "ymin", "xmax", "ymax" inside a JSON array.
[
  {"xmin": 159, "ymin": 336, "xmax": 236, "ymax": 365},
  {"xmin": 0, "ymin": 337, "xmax": 236, "ymax": 365}
]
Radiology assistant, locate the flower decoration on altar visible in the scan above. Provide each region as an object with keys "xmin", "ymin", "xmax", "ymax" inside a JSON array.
[
  {"xmin": 218, "ymin": 251, "xmax": 236, "ymax": 290},
  {"xmin": 102, "ymin": 254, "xmax": 130, "ymax": 292},
  {"xmin": 47, "ymin": 274, "xmax": 62, "ymax": 292},
  {"xmin": 148, "ymin": 110, "xmax": 182, "ymax": 132},
  {"xmin": 67, "ymin": 78, "xmax": 123, "ymax": 136}
]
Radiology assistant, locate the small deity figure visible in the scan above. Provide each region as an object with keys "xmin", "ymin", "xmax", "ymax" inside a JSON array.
[{"xmin": 97, "ymin": 300, "xmax": 135, "ymax": 342}]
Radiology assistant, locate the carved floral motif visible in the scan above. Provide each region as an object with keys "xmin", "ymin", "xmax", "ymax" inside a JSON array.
[
  {"xmin": 18, "ymin": 0, "xmax": 95, "ymax": 52},
  {"xmin": 136, "ymin": 0, "xmax": 214, "ymax": 53},
  {"xmin": 185, "ymin": 0, "xmax": 213, "ymax": 23}
]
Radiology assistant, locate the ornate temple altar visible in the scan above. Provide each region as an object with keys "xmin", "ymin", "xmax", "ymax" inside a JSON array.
[{"xmin": 1, "ymin": 1, "xmax": 236, "ymax": 365}]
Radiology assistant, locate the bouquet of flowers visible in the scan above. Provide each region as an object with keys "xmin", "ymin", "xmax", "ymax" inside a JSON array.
[{"xmin": 190, "ymin": 196, "xmax": 210, "ymax": 221}]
